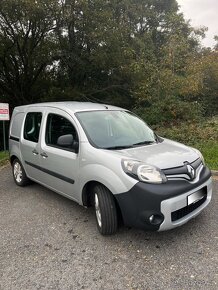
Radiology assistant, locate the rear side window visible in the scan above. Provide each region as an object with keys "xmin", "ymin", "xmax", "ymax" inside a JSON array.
[
  {"xmin": 11, "ymin": 112, "xmax": 25, "ymax": 137},
  {"xmin": 45, "ymin": 114, "xmax": 78, "ymax": 151},
  {"xmin": 24, "ymin": 112, "xmax": 42, "ymax": 143}
]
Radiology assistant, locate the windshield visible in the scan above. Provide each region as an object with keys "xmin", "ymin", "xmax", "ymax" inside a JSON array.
[{"xmin": 76, "ymin": 110, "xmax": 156, "ymax": 149}]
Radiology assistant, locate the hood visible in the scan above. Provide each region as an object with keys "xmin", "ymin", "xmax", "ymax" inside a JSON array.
[{"xmin": 105, "ymin": 139, "xmax": 199, "ymax": 169}]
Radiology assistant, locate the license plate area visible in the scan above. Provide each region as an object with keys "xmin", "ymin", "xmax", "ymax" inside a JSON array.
[{"xmin": 187, "ymin": 187, "xmax": 207, "ymax": 206}]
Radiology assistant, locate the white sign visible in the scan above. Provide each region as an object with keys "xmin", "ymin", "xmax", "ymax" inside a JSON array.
[{"xmin": 0, "ymin": 103, "xmax": 10, "ymax": 121}]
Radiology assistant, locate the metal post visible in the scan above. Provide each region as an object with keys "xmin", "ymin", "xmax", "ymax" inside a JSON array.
[{"xmin": 3, "ymin": 120, "xmax": 6, "ymax": 152}]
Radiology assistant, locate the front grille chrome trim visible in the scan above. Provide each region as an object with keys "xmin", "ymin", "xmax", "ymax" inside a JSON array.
[{"xmin": 166, "ymin": 163, "xmax": 203, "ymax": 183}]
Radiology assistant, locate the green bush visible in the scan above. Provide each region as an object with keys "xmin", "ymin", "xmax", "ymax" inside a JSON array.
[
  {"xmin": 153, "ymin": 117, "xmax": 218, "ymax": 170},
  {"xmin": 134, "ymin": 96, "xmax": 203, "ymax": 126},
  {"xmin": 154, "ymin": 117, "xmax": 218, "ymax": 145}
]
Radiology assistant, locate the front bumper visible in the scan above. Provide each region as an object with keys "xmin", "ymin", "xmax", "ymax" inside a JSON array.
[{"xmin": 115, "ymin": 166, "xmax": 212, "ymax": 231}]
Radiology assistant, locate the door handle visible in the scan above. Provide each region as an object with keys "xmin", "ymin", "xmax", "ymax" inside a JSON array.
[
  {"xmin": 40, "ymin": 152, "xmax": 48, "ymax": 158},
  {"xmin": 32, "ymin": 149, "xmax": 39, "ymax": 155}
]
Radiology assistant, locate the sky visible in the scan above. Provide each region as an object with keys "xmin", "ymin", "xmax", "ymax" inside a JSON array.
[{"xmin": 177, "ymin": 0, "xmax": 218, "ymax": 48}]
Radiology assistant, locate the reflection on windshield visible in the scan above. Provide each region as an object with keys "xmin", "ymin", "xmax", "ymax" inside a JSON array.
[{"xmin": 76, "ymin": 110, "xmax": 156, "ymax": 149}]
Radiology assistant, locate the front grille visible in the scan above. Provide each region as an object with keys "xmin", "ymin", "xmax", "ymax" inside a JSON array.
[
  {"xmin": 163, "ymin": 158, "xmax": 202, "ymax": 181},
  {"xmin": 171, "ymin": 195, "xmax": 207, "ymax": 222}
]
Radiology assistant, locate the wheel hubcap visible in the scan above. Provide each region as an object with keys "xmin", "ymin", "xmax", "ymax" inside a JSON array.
[
  {"xmin": 14, "ymin": 162, "xmax": 23, "ymax": 183},
  {"xmin": 95, "ymin": 193, "xmax": 102, "ymax": 227}
]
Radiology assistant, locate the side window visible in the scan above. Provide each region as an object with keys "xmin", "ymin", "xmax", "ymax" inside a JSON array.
[
  {"xmin": 45, "ymin": 114, "xmax": 78, "ymax": 151},
  {"xmin": 11, "ymin": 112, "xmax": 25, "ymax": 138},
  {"xmin": 24, "ymin": 112, "xmax": 42, "ymax": 143}
]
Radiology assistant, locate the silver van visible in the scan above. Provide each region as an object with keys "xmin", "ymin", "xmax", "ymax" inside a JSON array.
[{"xmin": 9, "ymin": 102, "xmax": 212, "ymax": 235}]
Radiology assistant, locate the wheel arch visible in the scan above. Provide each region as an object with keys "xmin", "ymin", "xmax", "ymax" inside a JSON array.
[
  {"xmin": 82, "ymin": 180, "xmax": 123, "ymax": 223},
  {"xmin": 10, "ymin": 155, "xmax": 19, "ymax": 165},
  {"xmin": 82, "ymin": 180, "xmax": 105, "ymax": 207}
]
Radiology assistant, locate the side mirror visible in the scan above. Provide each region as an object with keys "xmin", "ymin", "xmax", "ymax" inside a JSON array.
[
  {"xmin": 57, "ymin": 134, "xmax": 79, "ymax": 153},
  {"xmin": 57, "ymin": 134, "xmax": 79, "ymax": 152},
  {"xmin": 57, "ymin": 134, "xmax": 74, "ymax": 147}
]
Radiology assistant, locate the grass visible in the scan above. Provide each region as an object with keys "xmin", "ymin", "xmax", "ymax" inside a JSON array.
[
  {"xmin": 155, "ymin": 117, "xmax": 218, "ymax": 170},
  {"xmin": 195, "ymin": 142, "xmax": 218, "ymax": 170},
  {"xmin": 0, "ymin": 151, "xmax": 9, "ymax": 166}
]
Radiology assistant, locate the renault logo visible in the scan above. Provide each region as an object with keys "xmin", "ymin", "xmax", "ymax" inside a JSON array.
[{"xmin": 186, "ymin": 164, "xmax": 195, "ymax": 180}]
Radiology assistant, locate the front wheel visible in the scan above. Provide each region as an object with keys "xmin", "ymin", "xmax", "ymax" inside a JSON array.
[
  {"xmin": 93, "ymin": 184, "xmax": 118, "ymax": 235},
  {"xmin": 12, "ymin": 158, "xmax": 29, "ymax": 186}
]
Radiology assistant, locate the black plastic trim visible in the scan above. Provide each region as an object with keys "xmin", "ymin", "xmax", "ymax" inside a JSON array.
[
  {"xmin": 115, "ymin": 166, "xmax": 211, "ymax": 231},
  {"xmin": 9, "ymin": 136, "xmax": 20, "ymax": 142},
  {"xmin": 163, "ymin": 158, "xmax": 201, "ymax": 175},
  {"xmin": 171, "ymin": 191, "xmax": 207, "ymax": 222},
  {"xmin": 25, "ymin": 161, "xmax": 75, "ymax": 184}
]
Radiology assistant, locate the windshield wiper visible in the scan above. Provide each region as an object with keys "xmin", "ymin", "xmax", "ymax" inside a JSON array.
[
  {"xmin": 132, "ymin": 140, "xmax": 156, "ymax": 147},
  {"xmin": 104, "ymin": 141, "xmax": 155, "ymax": 150},
  {"xmin": 104, "ymin": 145, "xmax": 133, "ymax": 150}
]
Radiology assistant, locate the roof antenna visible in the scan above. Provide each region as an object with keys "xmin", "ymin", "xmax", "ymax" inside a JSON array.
[{"xmin": 104, "ymin": 106, "xmax": 108, "ymax": 109}]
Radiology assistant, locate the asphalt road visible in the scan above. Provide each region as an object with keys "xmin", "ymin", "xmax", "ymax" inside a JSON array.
[{"xmin": 0, "ymin": 165, "xmax": 217, "ymax": 290}]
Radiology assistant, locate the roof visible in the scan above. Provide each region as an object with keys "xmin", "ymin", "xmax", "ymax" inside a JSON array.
[{"xmin": 14, "ymin": 101, "xmax": 125, "ymax": 113}]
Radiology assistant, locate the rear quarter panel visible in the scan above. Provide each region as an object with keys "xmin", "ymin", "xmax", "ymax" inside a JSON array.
[{"xmin": 9, "ymin": 109, "xmax": 25, "ymax": 162}]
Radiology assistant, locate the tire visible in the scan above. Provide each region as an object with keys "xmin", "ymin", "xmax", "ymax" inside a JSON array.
[
  {"xmin": 12, "ymin": 158, "xmax": 30, "ymax": 186},
  {"xmin": 93, "ymin": 184, "xmax": 118, "ymax": 235}
]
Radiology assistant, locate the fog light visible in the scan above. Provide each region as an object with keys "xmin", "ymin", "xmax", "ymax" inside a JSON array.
[
  {"xmin": 148, "ymin": 214, "xmax": 164, "ymax": 225},
  {"xmin": 149, "ymin": 215, "xmax": 155, "ymax": 223}
]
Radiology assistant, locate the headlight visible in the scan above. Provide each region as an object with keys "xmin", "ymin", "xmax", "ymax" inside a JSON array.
[
  {"xmin": 122, "ymin": 160, "xmax": 166, "ymax": 184},
  {"xmin": 191, "ymin": 148, "xmax": 205, "ymax": 165}
]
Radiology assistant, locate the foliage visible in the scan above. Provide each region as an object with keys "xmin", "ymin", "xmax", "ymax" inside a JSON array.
[
  {"xmin": 196, "ymin": 142, "xmax": 218, "ymax": 170},
  {"xmin": 0, "ymin": 0, "xmax": 59, "ymax": 106},
  {"xmin": 199, "ymin": 51, "xmax": 218, "ymax": 116},
  {"xmin": 154, "ymin": 117, "xmax": 218, "ymax": 170},
  {"xmin": 0, "ymin": 151, "xmax": 8, "ymax": 160},
  {"xmin": 0, "ymin": 151, "xmax": 9, "ymax": 166},
  {"xmin": 155, "ymin": 117, "xmax": 218, "ymax": 144},
  {"xmin": 0, "ymin": 0, "xmax": 217, "ymax": 122},
  {"xmin": 134, "ymin": 96, "xmax": 202, "ymax": 125}
]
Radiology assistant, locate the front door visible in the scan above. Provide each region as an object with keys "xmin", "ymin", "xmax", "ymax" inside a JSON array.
[{"xmin": 39, "ymin": 109, "xmax": 80, "ymax": 202}]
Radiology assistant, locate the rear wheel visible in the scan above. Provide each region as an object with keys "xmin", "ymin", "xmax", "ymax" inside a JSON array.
[
  {"xmin": 93, "ymin": 184, "xmax": 118, "ymax": 235},
  {"xmin": 12, "ymin": 158, "xmax": 29, "ymax": 186}
]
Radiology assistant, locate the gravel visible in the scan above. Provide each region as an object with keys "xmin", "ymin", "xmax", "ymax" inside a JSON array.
[{"xmin": 0, "ymin": 166, "xmax": 217, "ymax": 290}]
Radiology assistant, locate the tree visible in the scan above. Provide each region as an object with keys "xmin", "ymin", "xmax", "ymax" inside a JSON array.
[
  {"xmin": 0, "ymin": 0, "xmax": 59, "ymax": 106},
  {"xmin": 197, "ymin": 51, "xmax": 218, "ymax": 116},
  {"xmin": 133, "ymin": 3, "xmax": 206, "ymax": 120},
  {"xmin": 0, "ymin": 0, "xmax": 216, "ymax": 122}
]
